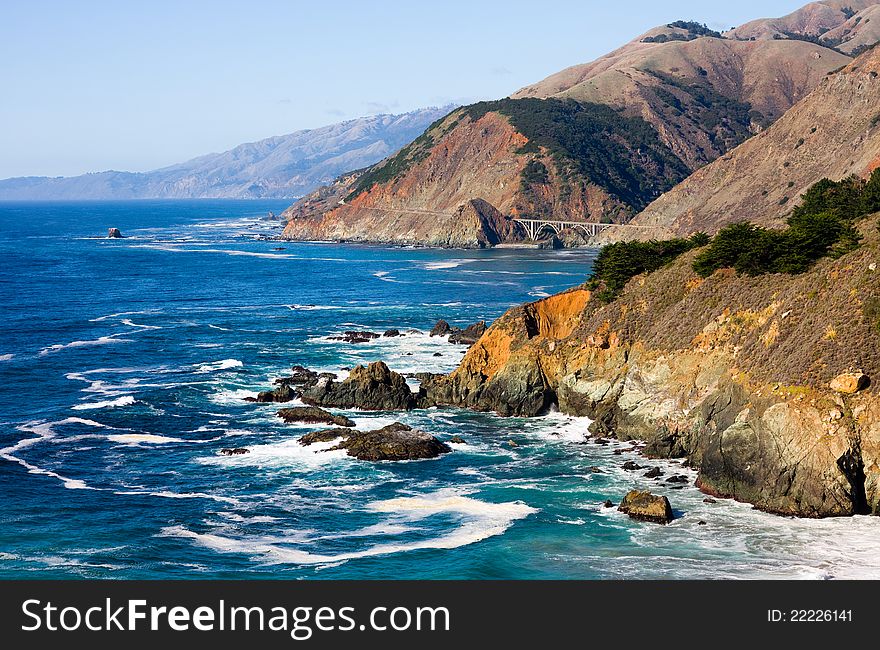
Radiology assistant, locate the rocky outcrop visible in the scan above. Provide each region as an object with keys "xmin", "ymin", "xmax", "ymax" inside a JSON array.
[
  {"xmin": 299, "ymin": 422, "xmax": 451, "ymax": 461},
  {"xmin": 219, "ymin": 447, "xmax": 249, "ymax": 456},
  {"xmin": 107, "ymin": 228, "xmax": 122, "ymax": 238},
  {"xmin": 618, "ymin": 490, "xmax": 674, "ymax": 524},
  {"xmin": 330, "ymin": 331, "xmax": 380, "ymax": 343},
  {"xmin": 448, "ymin": 321, "xmax": 488, "ymax": 345},
  {"xmin": 245, "ymin": 384, "xmax": 297, "ymax": 403},
  {"xmin": 831, "ymin": 372, "xmax": 870, "ymax": 394},
  {"xmin": 276, "ymin": 406, "xmax": 355, "ymax": 428},
  {"xmin": 421, "ymin": 223, "xmax": 880, "ymax": 517},
  {"xmin": 301, "ymin": 361, "xmax": 416, "ymax": 411}
]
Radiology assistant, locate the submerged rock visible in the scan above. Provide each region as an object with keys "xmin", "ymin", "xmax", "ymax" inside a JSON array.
[
  {"xmin": 300, "ymin": 422, "xmax": 451, "ymax": 461},
  {"xmin": 618, "ymin": 490, "xmax": 674, "ymax": 524},
  {"xmin": 219, "ymin": 447, "xmax": 249, "ymax": 456},
  {"xmin": 276, "ymin": 406, "xmax": 355, "ymax": 428},
  {"xmin": 301, "ymin": 361, "xmax": 416, "ymax": 411}
]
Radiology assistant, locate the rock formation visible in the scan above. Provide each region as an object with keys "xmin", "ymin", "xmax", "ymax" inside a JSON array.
[
  {"xmin": 299, "ymin": 422, "xmax": 451, "ymax": 461},
  {"xmin": 301, "ymin": 361, "xmax": 416, "ymax": 411},
  {"xmin": 618, "ymin": 490, "xmax": 674, "ymax": 524},
  {"xmin": 276, "ymin": 406, "xmax": 355, "ymax": 428}
]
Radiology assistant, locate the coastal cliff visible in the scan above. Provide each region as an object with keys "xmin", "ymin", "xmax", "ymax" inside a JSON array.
[{"xmin": 422, "ymin": 220, "xmax": 880, "ymax": 517}]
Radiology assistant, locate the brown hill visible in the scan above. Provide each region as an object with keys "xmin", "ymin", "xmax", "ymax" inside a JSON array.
[
  {"xmin": 282, "ymin": 3, "xmax": 866, "ymax": 248},
  {"xmin": 728, "ymin": 0, "xmax": 880, "ymax": 54},
  {"xmin": 626, "ymin": 46, "xmax": 880, "ymax": 238}
]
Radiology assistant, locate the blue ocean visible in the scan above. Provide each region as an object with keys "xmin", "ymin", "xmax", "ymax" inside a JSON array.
[{"xmin": 1, "ymin": 200, "xmax": 878, "ymax": 579}]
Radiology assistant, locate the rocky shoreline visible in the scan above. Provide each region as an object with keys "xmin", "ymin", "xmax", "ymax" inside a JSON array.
[{"xmin": 232, "ymin": 234, "xmax": 880, "ymax": 519}]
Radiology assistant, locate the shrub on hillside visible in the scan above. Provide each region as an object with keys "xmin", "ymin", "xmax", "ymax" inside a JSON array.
[
  {"xmin": 587, "ymin": 233, "xmax": 708, "ymax": 302},
  {"xmin": 692, "ymin": 173, "xmax": 879, "ymax": 277}
]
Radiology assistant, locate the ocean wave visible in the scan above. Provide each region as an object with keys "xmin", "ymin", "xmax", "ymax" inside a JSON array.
[
  {"xmin": 115, "ymin": 489, "xmax": 240, "ymax": 505},
  {"xmin": 120, "ymin": 319, "xmax": 162, "ymax": 330},
  {"xmin": 287, "ymin": 304, "xmax": 342, "ymax": 311},
  {"xmin": 373, "ymin": 271, "xmax": 400, "ymax": 283},
  {"xmin": 71, "ymin": 395, "xmax": 136, "ymax": 411},
  {"xmin": 0, "ymin": 353, "xmax": 13, "ymax": 361},
  {"xmin": 421, "ymin": 259, "xmax": 475, "ymax": 271},
  {"xmin": 132, "ymin": 244, "xmax": 298, "ymax": 259},
  {"xmin": 39, "ymin": 335, "xmax": 133, "ymax": 356},
  {"xmin": 162, "ymin": 489, "xmax": 537, "ymax": 566},
  {"xmin": 89, "ymin": 309, "xmax": 160, "ymax": 322},
  {"xmin": 196, "ymin": 359, "xmax": 243, "ymax": 373},
  {"xmin": 200, "ymin": 437, "xmax": 350, "ymax": 468},
  {"xmin": 107, "ymin": 433, "xmax": 186, "ymax": 445}
]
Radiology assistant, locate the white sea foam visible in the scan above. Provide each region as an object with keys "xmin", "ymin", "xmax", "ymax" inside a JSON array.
[
  {"xmin": 120, "ymin": 319, "xmax": 162, "ymax": 330},
  {"xmin": 0, "ymin": 419, "xmax": 111, "ymax": 490},
  {"xmin": 200, "ymin": 437, "xmax": 349, "ymax": 468},
  {"xmin": 107, "ymin": 433, "xmax": 186, "ymax": 445},
  {"xmin": 39, "ymin": 336, "xmax": 133, "ymax": 356},
  {"xmin": 163, "ymin": 489, "xmax": 537, "ymax": 566},
  {"xmin": 373, "ymin": 271, "xmax": 399, "ymax": 283},
  {"xmin": 132, "ymin": 244, "xmax": 298, "ymax": 259},
  {"xmin": 71, "ymin": 395, "xmax": 136, "ymax": 411},
  {"xmin": 196, "ymin": 359, "xmax": 243, "ymax": 373},
  {"xmin": 210, "ymin": 388, "xmax": 258, "ymax": 405},
  {"xmin": 90, "ymin": 309, "xmax": 160, "ymax": 322},
  {"xmin": 0, "ymin": 354, "xmax": 14, "ymax": 361},
  {"xmin": 116, "ymin": 489, "xmax": 241, "ymax": 505},
  {"xmin": 421, "ymin": 259, "xmax": 475, "ymax": 271},
  {"xmin": 287, "ymin": 304, "xmax": 342, "ymax": 311}
]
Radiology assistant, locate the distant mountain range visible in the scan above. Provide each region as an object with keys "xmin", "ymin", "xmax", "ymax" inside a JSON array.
[
  {"xmin": 282, "ymin": 0, "xmax": 880, "ymax": 247},
  {"xmin": 0, "ymin": 106, "xmax": 454, "ymax": 200}
]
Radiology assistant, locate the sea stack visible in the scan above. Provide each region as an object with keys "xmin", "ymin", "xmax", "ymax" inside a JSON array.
[{"xmin": 107, "ymin": 228, "xmax": 123, "ymax": 238}]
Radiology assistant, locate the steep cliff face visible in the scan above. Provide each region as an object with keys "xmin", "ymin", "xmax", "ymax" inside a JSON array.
[
  {"xmin": 625, "ymin": 46, "xmax": 880, "ymax": 239},
  {"xmin": 422, "ymin": 220, "xmax": 880, "ymax": 517},
  {"xmin": 282, "ymin": 4, "xmax": 856, "ymax": 247}
]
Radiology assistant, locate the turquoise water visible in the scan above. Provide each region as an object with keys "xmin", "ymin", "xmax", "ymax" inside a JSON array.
[{"xmin": 2, "ymin": 200, "xmax": 879, "ymax": 580}]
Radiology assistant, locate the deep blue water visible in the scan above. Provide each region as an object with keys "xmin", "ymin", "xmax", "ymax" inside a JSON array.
[{"xmin": 2, "ymin": 200, "xmax": 879, "ymax": 579}]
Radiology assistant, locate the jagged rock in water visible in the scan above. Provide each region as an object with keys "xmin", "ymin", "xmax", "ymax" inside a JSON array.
[
  {"xmin": 449, "ymin": 435, "xmax": 466, "ymax": 444},
  {"xmin": 330, "ymin": 330, "xmax": 380, "ymax": 344},
  {"xmin": 383, "ymin": 329, "xmax": 401, "ymax": 337},
  {"xmin": 430, "ymin": 320, "xmax": 452, "ymax": 336},
  {"xmin": 644, "ymin": 467, "xmax": 664, "ymax": 478},
  {"xmin": 448, "ymin": 321, "xmax": 487, "ymax": 345},
  {"xmin": 219, "ymin": 448, "xmax": 249, "ymax": 456},
  {"xmin": 276, "ymin": 406, "xmax": 355, "ymax": 427},
  {"xmin": 245, "ymin": 383, "xmax": 297, "ymax": 403},
  {"xmin": 301, "ymin": 361, "xmax": 416, "ymax": 411},
  {"xmin": 107, "ymin": 228, "xmax": 123, "ymax": 238},
  {"xmin": 618, "ymin": 490, "xmax": 674, "ymax": 524},
  {"xmin": 300, "ymin": 422, "xmax": 451, "ymax": 461}
]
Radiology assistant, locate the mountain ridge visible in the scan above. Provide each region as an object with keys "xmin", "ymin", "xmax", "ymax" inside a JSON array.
[
  {"xmin": 0, "ymin": 107, "xmax": 453, "ymax": 200},
  {"xmin": 282, "ymin": 1, "xmax": 873, "ymax": 247}
]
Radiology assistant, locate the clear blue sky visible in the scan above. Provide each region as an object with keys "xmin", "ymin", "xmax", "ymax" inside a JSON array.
[{"xmin": 0, "ymin": 0, "xmax": 808, "ymax": 178}]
